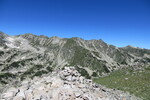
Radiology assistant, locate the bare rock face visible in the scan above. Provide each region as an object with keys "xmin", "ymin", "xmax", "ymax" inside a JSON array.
[{"xmin": 0, "ymin": 67, "xmax": 141, "ymax": 100}]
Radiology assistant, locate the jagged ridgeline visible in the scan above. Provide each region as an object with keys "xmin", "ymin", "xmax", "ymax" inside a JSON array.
[{"xmin": 0, "ymin": 32, "xmax": 150, "ymax": 85}]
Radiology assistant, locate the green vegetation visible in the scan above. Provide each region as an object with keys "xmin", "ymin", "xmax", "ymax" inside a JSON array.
[
  {"xmin": 75, "ymin": 66, "xmax": 91, "ymax": 79},
  {"xmin": 65, "ymin": 38, "xmax": 76, "ymax": 47},
  {"xmin": 0, "ymin": 73, "xmax": 16, "ymax": 79},
  {"xmin": 113, "ymin": 50, "xmax": 128, "ymax": 65},
  {"xmin": 91, "ymin": 72, "xmax": 98, "ymax": 77},
  {"xmin": 64, "ymin": 38, "xmax": 110, "ymax": 74},
  {"xmin": 20, "ymin": 64, "xmax": 44, "ymax": 80},
  {"xmin": 61, "ymin": 67, "xmax": 65, "ymax": 70},
  {"xmin": 46, "ymin": 66, "xmax": 53, "ymax": 72},
  {"xmin": 93, "ymin": 66, "xmax": 150, "ymax": 100},
  {"xmin": 6, "ymin": 53, "xmax": 18, "ymax": 63},
  {"xmin": 0, "ymin": 73, "xmax": 16, "ymax": 84},
  {"xmin": 2, "ymin": 58, "xmax": 34, "ymax": 71},
  {"xmin": 64, "ymin": 38, "xmax": 89, "ymax": 67},
  {"xmin": 71, "ymin": 46, "xmax": 89, "ymax": 66},
  {"xmin": 0, "ymin": 51, "xmax": 4, "ymax": 56},
  {"xmin": 32, "ymin": 70, "xmax": 48, "ymax": 77}
]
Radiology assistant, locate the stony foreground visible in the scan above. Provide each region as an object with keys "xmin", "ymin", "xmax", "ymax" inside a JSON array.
[{"xmin": 1, "ymin": 67, "xmax": 141, "ymax": 100}]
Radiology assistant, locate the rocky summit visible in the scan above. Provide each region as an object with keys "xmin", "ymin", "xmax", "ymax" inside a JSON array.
[{"xmin": 1, "ymin": 67, "xmax": 141, "ymax": 100}]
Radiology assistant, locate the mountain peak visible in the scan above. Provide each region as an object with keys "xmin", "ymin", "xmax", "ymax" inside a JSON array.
[
  {"xmin": 0, "ymin": 32, "xmax": 9, "ymax": 46},
  {"xmin": 124, "ymin": 45, "xmax": 143, "ymax": 49},
  {"xmin": 0, "ymin": 31, "xmax": 8, "ymax": 38}
]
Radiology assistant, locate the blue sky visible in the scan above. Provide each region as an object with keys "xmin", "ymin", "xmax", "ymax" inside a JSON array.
[{"xmin": 0, "ymin": 0, "xmax": 150, "ymax": 49}]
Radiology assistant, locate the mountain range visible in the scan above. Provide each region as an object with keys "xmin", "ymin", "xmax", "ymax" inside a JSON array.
[
  {"xmin": 0, "ymin": 32, "xmax": 150, "ymax": 83},
  {"xmin": 0, "ymin": 32, "xmax": 150, "ymax": 99}
]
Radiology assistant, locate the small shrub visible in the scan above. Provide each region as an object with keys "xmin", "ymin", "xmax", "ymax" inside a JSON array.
[
  {"xmin": 46, "ymin": 66, "xmax": 53, "ymax": 72},
  {"xmin": 92, "ymin": 72, "xmax": 98, "ymax": 77},
  {"xmin": 76, "ymin": 67, "xmax": 91, "ymax": 79},
  {"xmin": 33, "ymin": 70, "xmax": 48, "ymax": 77}
]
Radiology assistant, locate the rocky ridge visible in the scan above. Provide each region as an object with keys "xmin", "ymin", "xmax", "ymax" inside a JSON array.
[
  {"xmin": 0, "ymin": 32, "xmax": 150, "ymax": 100},
  {"xmin": 0, "ymin": 32, "xmax": 150, "ymax": 79},
  {"xmin": 1, "ymin": 67, "xmax": 141, "ymax": 100}
]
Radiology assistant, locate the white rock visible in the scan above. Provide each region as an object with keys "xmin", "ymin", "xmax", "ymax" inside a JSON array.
[
  {"xmin": 2, "ymin": 92, "xmax": 14, "ymax": 98},
  {"xmin": 51, "ymin": 77, "xmax": 63, "ymax": 88},
  {"xmin": 1, "ymin": 67, "xmax": 141, "ymax": 100},
  {"xmin": 66, "ymin": 75, "xmax": 72, "ymax": 81}
]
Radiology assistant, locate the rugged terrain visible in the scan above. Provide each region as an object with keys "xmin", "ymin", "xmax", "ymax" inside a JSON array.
[
  {"xmin": 1, "ymin": 67, "xmax": 141, "ymax": 100},
  {"xmin": 0, "ymin": 32, "xmax": 150, "ymax": 99}
]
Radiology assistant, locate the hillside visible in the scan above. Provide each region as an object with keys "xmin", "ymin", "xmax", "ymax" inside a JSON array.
[{"xmin": 0, "ymin": 32, "xmax": 150, "ymax": 99}]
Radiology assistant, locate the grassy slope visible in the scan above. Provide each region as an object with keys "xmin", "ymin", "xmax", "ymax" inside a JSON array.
[
  {"xmin": 65, "ymin": 39, "xmax": 110, "ymax": 74},
  {"xmin": 93, "ymin": 66, "xmax": 150, "ymax": 100}
]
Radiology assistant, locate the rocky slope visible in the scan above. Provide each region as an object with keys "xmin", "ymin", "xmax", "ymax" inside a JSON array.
[
  {"xmin": 0, "ymin": 32, "xmax": 150, "ymax": 78},
  {"xmin": 0, "ymin": 32, "xmax": 150, "ymax": 99},
  {"xmin": 1, "ymin": 67, "xmax": 141, "ymax": 100}
]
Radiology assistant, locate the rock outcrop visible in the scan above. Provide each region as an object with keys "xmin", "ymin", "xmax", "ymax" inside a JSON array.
[{"xmin": 1, "ymin": 67, "xmax": 141, "ymax": 100}]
